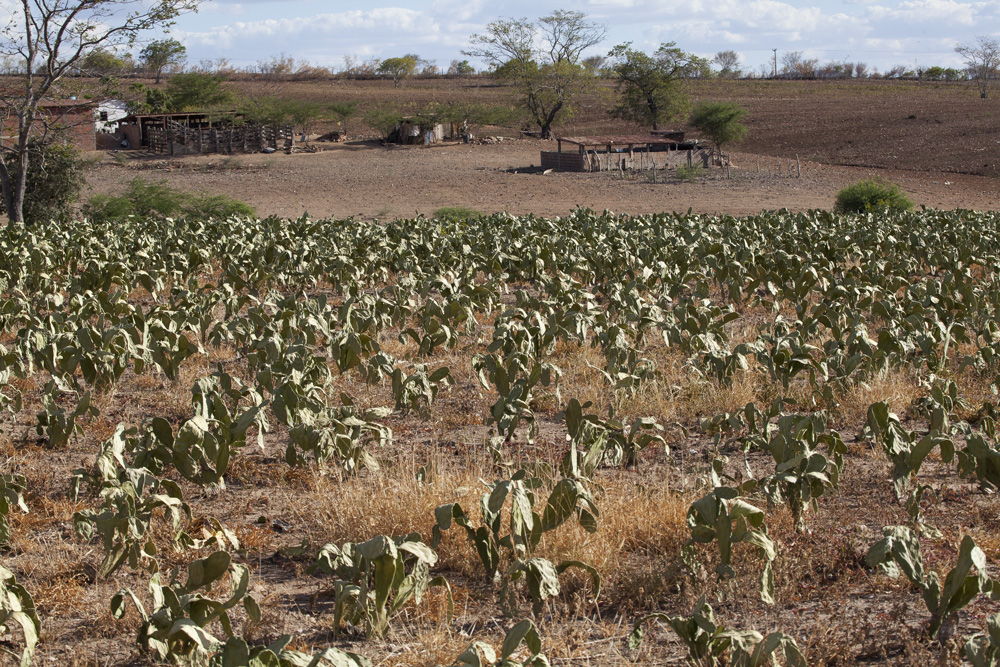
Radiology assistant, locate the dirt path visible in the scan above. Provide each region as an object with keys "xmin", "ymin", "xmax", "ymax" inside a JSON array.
[{"xmin": 85, "ymin": 138, "xmax": 1000, "ymax": 220}]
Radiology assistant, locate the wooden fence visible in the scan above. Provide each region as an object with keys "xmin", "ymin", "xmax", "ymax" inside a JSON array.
[{"xmin": 147, "ymin": 121, "xmax": 294, "ymax": 155}]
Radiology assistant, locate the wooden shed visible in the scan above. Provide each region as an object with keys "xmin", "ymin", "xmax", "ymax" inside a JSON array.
[
  {"xmin": 387, "ymin": 117, "xmax": 460, "ymax": 145},
  {"xmin": 117, "ymin": 112, "xmax": 292, "ymax": 155},
  {"xmin": 543, "ymin": 134, "xmax": 705, "ymax": 172}
]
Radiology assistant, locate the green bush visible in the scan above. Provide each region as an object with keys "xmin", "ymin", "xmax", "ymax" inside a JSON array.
[
  {"xmin": 834, "ymin": 178, "xmax": 914, "ymax": 214},
  {"xmin": 690, "ymin": 101, "xmax": 748, "ymax": 152},
  {"xmin": 364, "ymin": 107, "xmax": 402, "ymax": 140},
  {"xmin": 191, "ymin": 194, "xmax": 256, "ymax": 219},
  {"xmin": 675, "ymin": 164, "xmax": 705, "ymax": 181},
  {"xmin": 0, "ymin": 141, "xmax": 86, "ymax": 225},
  {"xmin": 84, "ymin": 178, "xmax": 255, "ymax": 222}
]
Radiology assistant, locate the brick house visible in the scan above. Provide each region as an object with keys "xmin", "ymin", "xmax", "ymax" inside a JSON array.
[{"xmin": 1, "ymin": 99, "xmax": 97, "ymax": 151}]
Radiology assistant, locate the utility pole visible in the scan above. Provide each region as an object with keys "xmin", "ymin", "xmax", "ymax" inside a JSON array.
[{"xmin": 772, "ymin": 49, "xmax": 777, "ymax": 78}]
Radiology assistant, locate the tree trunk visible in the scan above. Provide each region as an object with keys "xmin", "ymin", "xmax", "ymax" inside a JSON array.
[
  {"xmin": 0, "ymin": 162, "xmax": 13, "ymax": 224},
  {"xmin": 8, "ymin": 151, "xmax": 28, "ymax": 225},
  {"xmin": 539, "ymin": 101, "xmax": 562, "ymax": 140},
  {"xmin": 3, "ymin": 129, "xmax": 31, "ymax": 225}
]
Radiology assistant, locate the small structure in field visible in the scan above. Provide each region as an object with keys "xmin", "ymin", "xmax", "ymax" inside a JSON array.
[
  {"xmin": 116, "ymin": 112, "xmax": 293, "ymax": 155},
  {"xmin": 1, "ymin": 99, "xmax": 97, "ymax": 151},
  {"xmin": 544, "ymin": 133, "xmax": 709, "ymax": 173},
  {"xmin": 387, "ymin": 117, "xmax": 460, "ymax": 145},
  {"xmin": 95, "ymin": 100, "xmax": 129, "ymax": 132}
]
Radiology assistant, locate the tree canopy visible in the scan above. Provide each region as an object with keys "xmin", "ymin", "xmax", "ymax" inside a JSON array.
[
  {"xmin": 465, "ymin": 10, "xmax": 606, "ymax": 139},
  {"xmin": 956, "ymin": 36, "xmax": 1000, "ymax": 99},
  {"xmin": 377, "ymin": 55, "xmax": 420, "ymax": 88},
  {"xmin": 690, "ymin": 101, "xmax": 748, "ymax": 153},
  {"xmin": 140, "ymin": 39, "xmax": 188, "ymax": 83},
  {"xmin": 607, "ymin": 42, "xmax": 708, "ymax": 130}
]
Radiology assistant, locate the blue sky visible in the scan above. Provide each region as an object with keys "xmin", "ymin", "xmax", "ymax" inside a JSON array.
[{"xmin": 165, "ymin": 0, "xmax": 998, "ymax": 74}]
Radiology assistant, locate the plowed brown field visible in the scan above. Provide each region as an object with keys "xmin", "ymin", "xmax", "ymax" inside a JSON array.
[{"xmin": 85, "ymin": 77, "xmax": 1000, "ymax": 219}]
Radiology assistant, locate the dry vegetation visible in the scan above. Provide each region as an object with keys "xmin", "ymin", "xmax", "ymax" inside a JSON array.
[{"xmin": 3, "ymin": 207, "xmax": 1000, "ymax": 667}]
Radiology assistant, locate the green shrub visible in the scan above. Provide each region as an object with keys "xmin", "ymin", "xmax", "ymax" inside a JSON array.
[
  {"xmin": 364, "ymin": 107, "xmax": 402, "ymax": 140},
  {"xmin": 690, "ymin": 101, "xmax": 748, "ymax": 152},
  {"xmin": 0, "ymin": 141, "xmax": 86, "ymax": 225},
  {"xmin": 84, "ymin": 178, "xmax": 255, "ymax": 222},
  {"xmin": 675, "ymin": 164, "xmax": 705, "ymax": 181},
  {"xmin": 834, "ymin": 179, "xmax": 914, "ymax": 214},
  {"xmin": 191, "ymin": 194, "xmax": 256, "ymax": 219}
]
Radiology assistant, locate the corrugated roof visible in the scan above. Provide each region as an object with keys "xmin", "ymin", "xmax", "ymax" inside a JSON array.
[{"xmin": 556, "ymin": 135, "xmax": 690, "ymax": 147}]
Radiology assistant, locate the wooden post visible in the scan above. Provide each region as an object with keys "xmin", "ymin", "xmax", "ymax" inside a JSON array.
[
  {"xmin": 796, "ymin": 154, "xmax": 801, "ymax": 178},
  {"xmin": 687, "ymin": 149, "xmax": 692, "ymax": 167},
  {"xmin": 756, "ymin": 154, "xmax": 760, "ymax": 173},
  {"xmin": 727, "ymin": 154, "xmax": 731, "ymax": 179}
]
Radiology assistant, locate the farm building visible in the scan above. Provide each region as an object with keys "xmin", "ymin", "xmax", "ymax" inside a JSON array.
[
  {"xmin": 95, "ymin": 100, "xmax": 129, "ymax": 132},
  {"xmin": 387, "ymin": 117, "xmax": 463, "ymax": 145},
  {"xmin": 115, "ymin": 112, "xmax": 293, "ymax": 155},
  {"xmin": 543, "ymin": 133, "xmax": 710, "ymax": 173},
  {"xmin": 1, "ymin": 99, "xmax": 97, "ymax": 151}
]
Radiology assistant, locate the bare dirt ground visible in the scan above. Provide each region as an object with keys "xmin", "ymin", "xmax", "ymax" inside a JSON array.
[
  {"xmin": 77, "ymin": 77, "xmax": 1000, "ymax": 220},
  {"xmin": 84, "ymin": 139, "xmax": 1000, "ymax": 221}
]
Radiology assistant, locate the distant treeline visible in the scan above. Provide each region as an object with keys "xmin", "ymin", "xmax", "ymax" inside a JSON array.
[{"xmin": 0, "ymin": 50, "xmax": 972, "ymax": 83}]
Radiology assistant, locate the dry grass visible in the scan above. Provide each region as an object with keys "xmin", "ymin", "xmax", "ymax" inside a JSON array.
[{"xmin": 6, "ymin": 267, "xmax": 1000, "ymax": 665}]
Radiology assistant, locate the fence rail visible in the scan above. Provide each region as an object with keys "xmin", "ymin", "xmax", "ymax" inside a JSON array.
[{"xmin": 147, "ymin": 121, "xmax": 293, "ymax": 155}]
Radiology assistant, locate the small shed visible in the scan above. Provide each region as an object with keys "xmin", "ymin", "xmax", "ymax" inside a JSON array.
[
  {"xmin": 387, "ymin": 117, "xmax": 459, "ymax": 145},
  {"xmin": 544, "ymin": 133, "xmax": 707, "ymax": 172}
]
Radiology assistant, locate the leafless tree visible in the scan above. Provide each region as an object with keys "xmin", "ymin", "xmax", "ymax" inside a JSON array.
[
  {"xmin": 780, "ymin": 51, "xmax": 803, "ymax": 78},
  {"xmin": 956, "ymin": 35, "xmax": 1000, "ymax": 98}
]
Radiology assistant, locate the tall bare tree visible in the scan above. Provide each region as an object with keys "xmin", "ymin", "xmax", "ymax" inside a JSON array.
[
  {"xmin": 0, "ymin": 0, "xmax": 198, "ymax": 224},
  {"xmin": 465, "ymin": 10, "xmax": 606, "ymax": 139},
  {"xmin": 956, "ymin": 36, "xmax": 1000, "ymax": 99}
]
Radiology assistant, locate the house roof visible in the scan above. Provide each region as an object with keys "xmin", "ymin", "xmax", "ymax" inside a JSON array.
[
  {"xmin": 0, "ymin": 98, "xmax": 95, "ymax": 111},
  {"xmin": 556, "ymin": 134, "xmax": 691, "ymax": 147}
]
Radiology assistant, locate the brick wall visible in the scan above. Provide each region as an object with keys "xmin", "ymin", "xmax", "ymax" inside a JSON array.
[{"xmin": 1, "ymin": 105, "xmax": 96, "ymax": 152}]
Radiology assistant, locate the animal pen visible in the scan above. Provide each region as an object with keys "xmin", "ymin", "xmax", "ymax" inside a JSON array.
[
  {"xmin": 147, "ymin": 121, "xmax": 293, "ymax": 155},
  {"xmin": 117, "ymin": 113, "xmax": 293, "ymax": 155},
  {"xmin": 542, "ymin": 135, "xmax": 711, "ymax": 173}
]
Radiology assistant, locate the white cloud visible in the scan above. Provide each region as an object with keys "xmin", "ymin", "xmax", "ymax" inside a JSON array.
[
  {"xmin": 163, "ymin": 1, "xmax": 999, "ymax": 73},
  {"xmin": 867, "ymin": 0, "xmax": 984, "ymax": 25},
  {"xmin": 177, "ymin": 7, "xmax": 450, "ymax": 60},
  {"xmin": 432, "ymin": 0, "xmax": 486, "ymax": 21}
]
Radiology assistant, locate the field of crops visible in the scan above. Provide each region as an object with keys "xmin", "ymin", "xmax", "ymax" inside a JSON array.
[{"xmin": 3, "ymin": 208, "xmax": 1000, "ymax": 666}]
